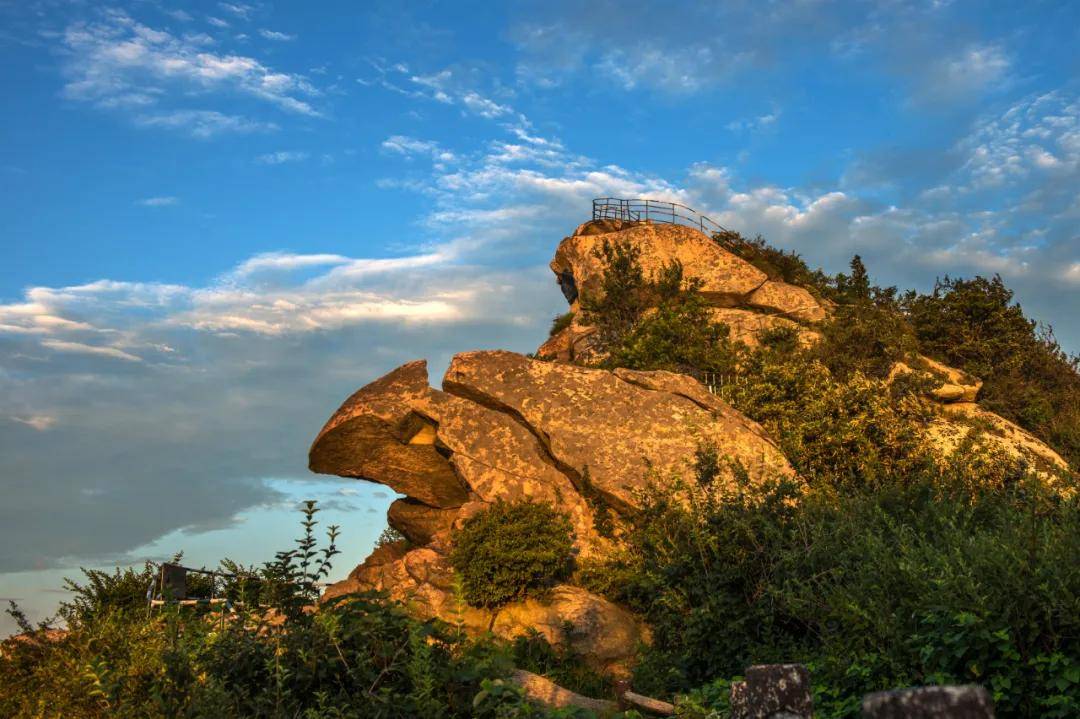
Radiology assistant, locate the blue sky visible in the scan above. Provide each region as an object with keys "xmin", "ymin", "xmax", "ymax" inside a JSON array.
[{"xmin": 1, "ymin": 0, "xmax": 1078, "ymax": 634}]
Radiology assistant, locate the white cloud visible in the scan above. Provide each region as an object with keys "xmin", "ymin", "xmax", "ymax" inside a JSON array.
[
  {"xmin": 957, "ymin": 91, "xmax": 1079, "ymax": 190},
  {"xmin": 255, "ymin": 150, "xmax": 309, "ymax": 164},
  {"xmin": 60, "ymin": 10, "xmax": 321, "ymax": 127},
  {"xmin": 233, "ymin": 253, "xmax": 350, "ymax": 276},
  {"xmin": 259, "ymin": 29, "xmax": 295, "ymax": 42},
  {"xmin": 138, "ymin": 195, "xmax": 179, "ymax": 206},
  {"xmin": 10, "ymin": 415, "xmax": 58, "ymax": 431},
  {"xmin": 914, "ymin": 44, "xmax": 1011, "ymax": 103},
  {"xmin": 219, "ymin": 3, "xmax": 254, "ymax": 20},
  {"xmin": 381, "ymin": 135, "xmax": 457, "ymax": 164},
  {"xmin": 40, "ymin": 339, "xmax": 143, "ymax": 362},
  {"xmin": 206, "ymin": 16, "xmax": 230, "ymax": 28},
  {"xmin": 135, "ymin": 110, "xmax": 278, "ymax": 138}
]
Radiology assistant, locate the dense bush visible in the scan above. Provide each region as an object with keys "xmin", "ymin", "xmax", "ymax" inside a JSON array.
[
  {"xmin": 549, "ymin": 311, "xmax": 575, "ymax": 338},
  {"xmin": 0, "ymin": 504, "xmax": 601, "ymax": 719},
  {"xmin": 579, "ymin": 239, "xmax": 738, "ymax": 375},
  {"xmin": 581, "ymin": 456, "xmax": 1080, "ymax": 718},
  {"xmin": 713, "ymin": 230, "xmax": 834, "ymax": 300},
  {"xmin": 449, "ymin": 502, "xmax": 575, "ymax": 609},
  {"xmin": 903, "ymin": 275, "xmax": 1080, "ymax": 467},
  {"xmin": 723, "ymin": 331, "xmax": 937, "ymax": 488}
]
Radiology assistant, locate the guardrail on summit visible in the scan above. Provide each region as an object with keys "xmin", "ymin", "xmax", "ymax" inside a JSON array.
[{"xmin": 592, "ymin": 197, "xmax": 730, "ymax": 235}]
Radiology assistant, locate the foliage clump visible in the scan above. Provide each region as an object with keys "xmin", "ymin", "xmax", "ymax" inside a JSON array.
[
  {"xmin": 581, "ymin": 453, "xmax": 1080, "ymax": 718},
  {"xmin": 579, "ymin": 238, "xmax": 737, "ymax": 375},
  {"xmin": 449, "ymin": 502, "xmax": 575, "ymax": 609},
  {"xmin": 549, "ymin": 311, "xmax": 575, "ymax": 338},
  {"xmin": 0, "ymin": 503, "xmax": 597, "ymax": 718},
  {"xmin": 714, "ymin": 230, "xmax": 834, "ymax": 299},
  {"xmin": 903, "ymin": 275, "xmax": 1080, "ymax": 467}
]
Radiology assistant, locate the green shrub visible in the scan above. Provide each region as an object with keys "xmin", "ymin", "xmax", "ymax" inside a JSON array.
[
  {"xmin": 903, "ymin": 275, "xmax": 1080, "ymax": 467},
  {"xmin": 583, "ymin": 455, "xmax": 1080, "ymax": 717},
  {"xmin": 580, "ymin": 239, "xmax": 738, "ymax": 374},
  {"xmin": 726, "ymin": 341, "xmax": 936, "ymax": 488},
  {"xmin": 550, "ymin": 311, "xmax": 575, "ymax": 337},
  {"xmin": 0, "ymin": 504, "xmax": 600, "ymax": 718},
  {"xmin": 450, "ymin": 502, "xmax": 575, "ymax": 609},
  {"xmin": 713, "ymin": 230, "xmax": 834, "ymax": 300}
]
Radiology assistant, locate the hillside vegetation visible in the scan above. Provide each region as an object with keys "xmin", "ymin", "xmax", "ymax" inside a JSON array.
[{"xmin": 3, "ymin": 228, "xmax": 1078, "ymax": 718}]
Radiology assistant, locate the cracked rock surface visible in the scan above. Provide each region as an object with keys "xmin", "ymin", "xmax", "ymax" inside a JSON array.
[{"xmin": 310, "ymin": 351, "xmax": 796, "ymax": 671}]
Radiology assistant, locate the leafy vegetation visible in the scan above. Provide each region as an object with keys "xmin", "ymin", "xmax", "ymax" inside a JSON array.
[
  {"xmin": 714, "ymin": 230, "xmax": 833, "ymax": 300},
  {"xmin": 581, "ymin": 455, "xmax": 1080, "ymax": 718},
  {"xmin": 449, "ymin": 502, "xmax": 575, "ymax": 609},
  {"xmin": 6, "ymin": 228, "xmax": 1079, "ymax": 718},
  {"xmin": 549, "ymin": 311, "xmax": 575, "ymax": 338},
  {"xmin": 1, "ymin": 503, "xmax": 606, "ymax": 719},
  {"xmin": 570, "ymin": 230, "xmax": 1079, "ymax": 717},
  {"xmin": 902, "ymin": 275, "xmax": 1080, "ymax": 468},
  {"xmin": 579, "ymin": 238, "xmax": 737, "ymax": 375}
]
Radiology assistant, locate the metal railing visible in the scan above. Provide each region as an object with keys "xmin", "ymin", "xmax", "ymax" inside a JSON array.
[{"xmin": 592, "ymin": 198, "xmax": 730, "ymax": 235}]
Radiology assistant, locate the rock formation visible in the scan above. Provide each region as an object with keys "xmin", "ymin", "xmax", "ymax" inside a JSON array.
[
  {"xmin": 541, "ymin": 219, "xmax": 826, "ymax": 360},
  {"xmin": 311, "ymin": 350, "xmax": 795, "ymax": 671},
  {"xmin": 311, "ymin": 215, "xmax": 1071, "ymax": 674}
]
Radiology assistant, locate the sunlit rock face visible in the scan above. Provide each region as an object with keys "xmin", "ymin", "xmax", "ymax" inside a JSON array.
[
  {"xmin": 310, "ymin": 217, "xmax": 1071, "ymax": 675},
  {"xmin": 540, "ymin": 220, "xmax": 827, "ymax": 359},
  {"xmin": 309, "ymin": 350, "xmax": 795, "ymax": 672}
]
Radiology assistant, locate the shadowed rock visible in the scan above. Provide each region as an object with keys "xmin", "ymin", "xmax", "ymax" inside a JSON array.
[
  {"xmin": 387, "ymin": 499, "xmax": 457, "ymax": 545},
  {"xmin": 861, "ymin": 685, "xmax": 994, "ymax": 718},
  {"xmin": 730, "ymin": 664, "xmax": 813, "ymax": 719},
  {"xmin": 309, "ymin": 360, "xmax": 469, "ymax": 508}
]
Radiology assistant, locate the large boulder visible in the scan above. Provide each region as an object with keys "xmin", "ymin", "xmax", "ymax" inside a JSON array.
[
  {"xmin": 311, "ymin": 350, "xmax": 797, "ymax": 670},
  {"xmin": 746, "ymin": 280, "xmax": 828, "ymax": 323},
  {"xmin": 928, "ymin": 401, "xmax": 1069, "ymax": 476},
  {"xmin": 492, "ymin": 585, "xmax": 644, "ymax": 674},
  {"xmin": 444, "ymin": 350, "xmax": 797, "ymax": 512},
  {"xmin": 309, "ymin": 361, "xmax": 469, "ymax": 508},
  {"xmin": 552, "ymin": 222, "xmax": 768, "ymax": 308}
]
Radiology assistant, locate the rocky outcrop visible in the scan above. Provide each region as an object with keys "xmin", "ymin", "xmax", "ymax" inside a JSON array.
[
  {"xmin": 311, "ymin": 350, "xmax": 797, "ymax": 669},
  {"xmin": 444, "ymin": 351, "xmax": 796, "ymax": 512},
  {"xmin": 746, "ymin": 280, "xmax": 828, "ymax": 323},
  {"xmin": 928, "ymin": 401, "xmax": 1069, "ymax": 475},
  {"xmin": 888, "ymin": 355, "xmax": 982, "ymax": 404},
  {"xmin": 552, "ymin": 222, "xmax": 769, "ymax": 309},
  {"xmin": 540, "ymin": 220, "xmax": 828, "ymax": 357}
]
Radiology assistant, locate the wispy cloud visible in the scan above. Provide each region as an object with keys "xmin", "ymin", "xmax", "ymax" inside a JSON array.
[
  {"xmin": 10, "ymin": 415, "xmax": 58, "ymax": 431},
  {"xmin": 134, "ymin": 110, "xmax": 278, "ymax": 138},
  {"xmin": 255, "ymin": 150, "xmax": 309, "ymax": 164},
  {"xmin": 40, "ymin": 339, "xmax": 143, "ymax": 362},
  {"xmin": 259, "ymin": 29, "xmax": 295, "ymax": 42},
  {"xmin": 361, "ymin": 62, "xmax": 514, "ymax": 120},
  {"xmin": 137, "ymin": 195, "xmax": 179, "ymax": 206},
  {"xmin": 381, "ymin": 135, "xmax": 456, "ymax": 165},
  {"xmin": 726, "ymin": 110, "xmax": 781, "ymax": 133},
  {"xmin": 59, "ymin": 9, "xmax": 322, "ymax": 130},
  {"xmin": 218, "ymin": 3, "xmax": 254, "ymax": 20}
]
